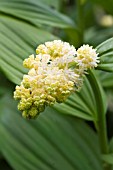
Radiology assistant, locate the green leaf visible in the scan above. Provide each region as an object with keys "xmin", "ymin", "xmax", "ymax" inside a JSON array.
[
  {"xmin": 97, "ymin": 38, "xmax": 113, "ymax": 55},
  {"xmin": 0, "ymin": 0, "xmax": 75, "ymax": 28},
  {"xmin": 0, "ymin": 17, "xmax": 57, "ymax": 84},
  {"xmin": 99, "ymin": 72, "xmax": 113, "ymax": 88},
  {"xmin": 95, "ymin": 38, "xmax": 113, "ymax": 87},
  {"xmin": 0, "ymin": 71, "xmax": 14, "ymax": 97},
  {"xmin": 0, "ymin": 93, "xmax": 103, "ymax": 170},
  {"xmin": 41, "ymin": 0, "xmax": 61, "ymax": 10},
  {"xmin": 84, "ymin": 27, "xmax": 113, "ymax": 47},
  {"xmin": 98, "ymin": 64, "xmax": 113, "ymax": 72},
  {"xmin": 97, "ymin": 38, "xmax": 113, "ymax": 72}
]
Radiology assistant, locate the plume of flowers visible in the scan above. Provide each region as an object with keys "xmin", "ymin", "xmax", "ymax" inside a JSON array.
[
  {"xmin": 14, "ymin": 40, "xmax": 99, "ymax": 119},
  {"xmin": 76, "ymin": 44, "xmax": 99, "ymax": 70}
]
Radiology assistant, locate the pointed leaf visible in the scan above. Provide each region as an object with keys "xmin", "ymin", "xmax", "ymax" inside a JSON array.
[
  {"xmin": 99, "ymin": 71, "xmax": 113, "ymax": 88},
  {"xmin": 0, "ymin": 17, "xmax": 57, "ymax": 84},
  {"xmin": 95, "ymin": 38, "xmax": 113, "ymax": 87},
  {"xmin": 97, "ymin": 38, "xmax": 113, "ymax": 72},
  {"xmin": 41, "ymin": 0, "xmax": 61, "ymax": 10},
  {"xmin": 0, "ymin": 0, "xmax": 75, "ymax": 28},
  {"xmin": 0, "ymin": 93, "xmax": 103, "ymax": 170}
]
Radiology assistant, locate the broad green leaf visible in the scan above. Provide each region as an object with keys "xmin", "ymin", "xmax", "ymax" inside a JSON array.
[
  {"xmin": 0, "ymin": 0, "xmax": 75, "ymax": 28},
  {"xmin": 0, "ymin": 93, "xmax": 103, "ymax": 170},
  {"xmin": 0, "ymin": 17, "xmax": 57, "ymax": 84},
  {"xmin": 97, "ymin": 38, "xmax": 113, "ymax": 72},
  {"xmin": 95, "ymin": 38, "xmax": 113, "ymax": 87},
  {"xmin": 0, "ymin": 71, "xmax": 13, "ymax": 97},
  {"xmin": 98, "ymin": 64, "xmax": 113, "ymax": 72},
  {"xmin": 54, "ymin": 71, "xmax": 106, "ymax": 121},
  {"xmin": 40, "ymin": 0, "xmax": 62, "ymax": 9},
  {"xmin": 84, "ymin": 27, "xmax": 113, "ymax": 47},
  {"xmin": 97, "ymin": 38, "xmax": 113, "ymax": 54},
  {"xmin": 41, "ymin": 0, "xmax": 61, "ymax": 10},
  {"xmin": 98, "ymin": 72, "xmax": 113, "ymax": 88}
]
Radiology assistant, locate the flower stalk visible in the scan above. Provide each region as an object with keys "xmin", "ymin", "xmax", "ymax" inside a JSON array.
[
  {"xmin": 87, "ymin": 70, "xmax": 111, "ymax": 170},
  {"xmin": 97, "ymin": 116, "xmax": 111, "ymax": 170}
]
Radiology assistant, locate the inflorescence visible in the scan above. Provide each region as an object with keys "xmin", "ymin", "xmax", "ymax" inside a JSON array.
[{"xmin": 14, "ymin": 40, "xmax": 99, "ymax": 119}]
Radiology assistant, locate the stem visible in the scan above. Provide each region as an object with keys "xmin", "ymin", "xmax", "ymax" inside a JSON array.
[
  {"xmin": 87, "ymin": 71, "xmax": 111, "ymax": 170},
  {"xmin": 97, "ymin": 111, "xmax": 112, "ymax": 170},
  {"xmin": 97, "ymin": 116, "xmax": 111, "ymax": 170},
  {"xmin": 97, "ymin": 113, "xmax": 108, "ymax": 155}
]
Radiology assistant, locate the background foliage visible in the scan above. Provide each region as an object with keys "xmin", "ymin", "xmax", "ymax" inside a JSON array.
[{"xmin": 0, "ymin": 0, "xmax": 113, "ymax": 169}]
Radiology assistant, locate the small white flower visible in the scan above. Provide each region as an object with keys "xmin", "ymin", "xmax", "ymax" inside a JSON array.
[
  {"xmin": 36, "ymin": 40, "xmax": 77, "ymax": 60},
  {"xmin": 76, "ymin": 44, "xmax": 99, "ymax": 70}
]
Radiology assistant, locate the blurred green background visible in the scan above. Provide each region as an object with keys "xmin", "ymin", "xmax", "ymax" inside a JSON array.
[{"xmin": 0, "ymin": 0, "xmax": 113, "ymax": 169}]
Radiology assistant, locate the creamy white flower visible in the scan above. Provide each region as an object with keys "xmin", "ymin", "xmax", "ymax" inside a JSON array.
[
  {"xmin": 14, "ymin": 40, "xmax": 99, "ymax": 119},
  {"xmin": 36, "ymin": 40, "xmax": 77, "ymax": 60},
  {"xmin": 76, "ymin": 44, "xmax": 99, "ymax": 70}
]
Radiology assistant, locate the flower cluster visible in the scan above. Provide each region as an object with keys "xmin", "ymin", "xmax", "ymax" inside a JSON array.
[
  {"xmin": 14, "ymin": 40, "xmax": 99, "ymax": 119},
  {"xmin": 36, "ymin": 40, "xmax": 76, "ymax": 60},
  {"xmin": 76, "ymin": 44, "xmax": 99, "ymax": 71}
]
